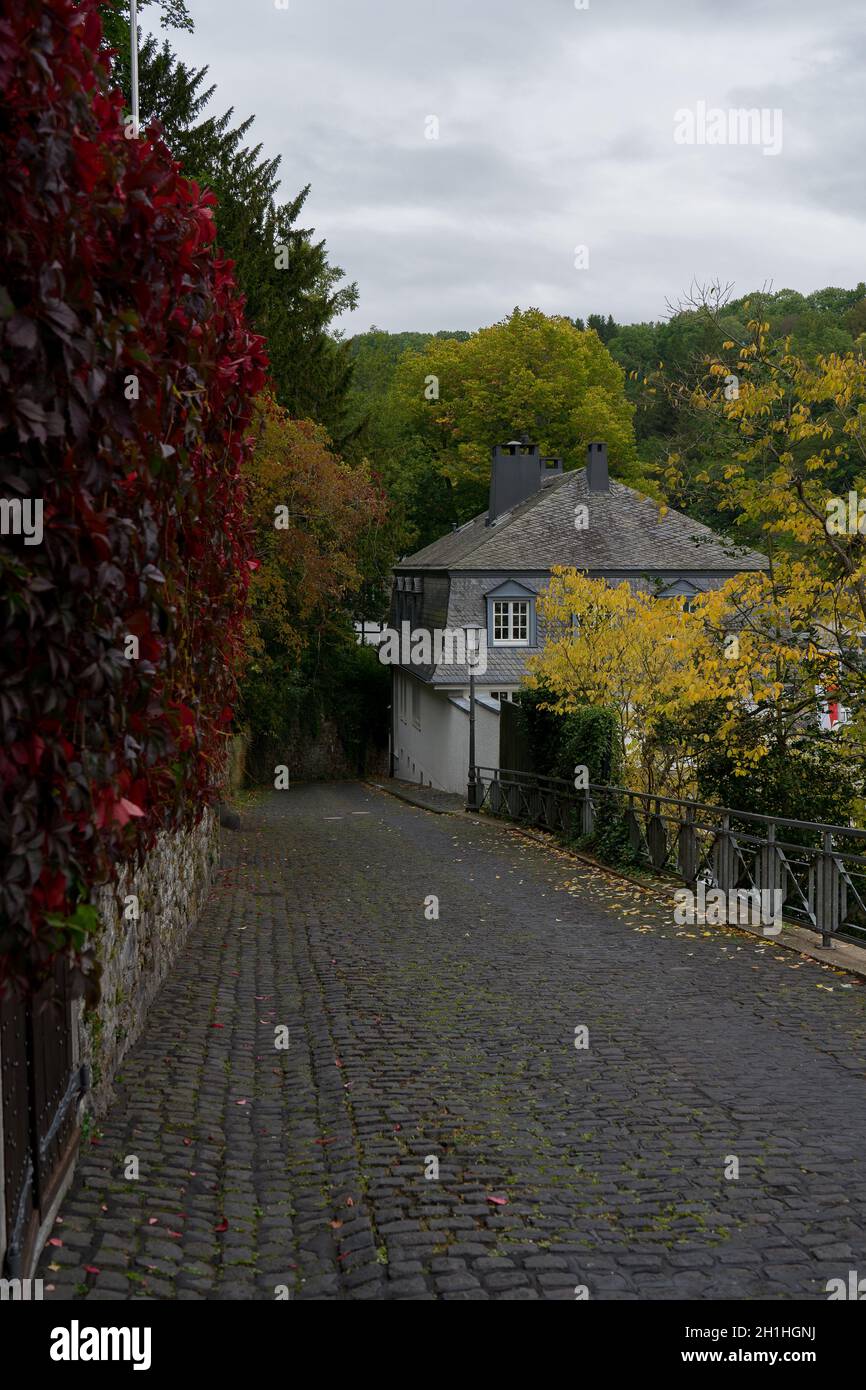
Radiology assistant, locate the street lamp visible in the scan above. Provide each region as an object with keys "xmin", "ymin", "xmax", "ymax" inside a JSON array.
[
  {"xmin": 130, "ymin": 0, "xmax": 140, "ymax": 139},
  {"xmin": 463, "ymin": 623, "xmax": 483, "ymax": 810}
]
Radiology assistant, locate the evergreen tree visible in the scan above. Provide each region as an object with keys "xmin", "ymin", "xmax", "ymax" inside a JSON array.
[
  {"xmin": 586, "ymin": 312, "xmax": 619, "ymax": 344},
  {"xmin": 98, "ymin": 2, "xmax": 359, "ymax": 447}
]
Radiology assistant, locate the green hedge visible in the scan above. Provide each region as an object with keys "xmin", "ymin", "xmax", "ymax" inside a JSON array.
[{"xmin": 515, "ymin": 687, "xmax": 638, "ymax": 867}]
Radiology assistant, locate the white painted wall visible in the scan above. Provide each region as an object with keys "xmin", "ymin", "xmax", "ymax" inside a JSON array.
[{"xmin": 393, "ymin": 672, "xmax": 499, "ymax": 794}]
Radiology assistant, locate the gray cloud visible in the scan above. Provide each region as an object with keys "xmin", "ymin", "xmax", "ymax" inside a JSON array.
[{"xmin": 149, "ymin": 0, "xmax": 866, "ymax": 331}]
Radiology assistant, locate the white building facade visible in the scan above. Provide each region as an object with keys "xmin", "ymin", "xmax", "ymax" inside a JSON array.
[{"xmin": 385, "ymin": 437, "xmax": 769, "ymax": 796}]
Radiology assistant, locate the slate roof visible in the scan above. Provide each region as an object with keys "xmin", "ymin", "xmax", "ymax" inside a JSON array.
[
  {"xmin": 435, "ymin": 574, "xmax": 545, "ymax": 687},
  {"xmin": 398, "ymin": 468, "xmax": 768, "ymax": 574},
  {"xmin": 429, "ymin": 570, "xmax": 739, "ymax": 688}
]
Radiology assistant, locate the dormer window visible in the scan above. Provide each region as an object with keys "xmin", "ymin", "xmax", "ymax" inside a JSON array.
[
  {"xmin": 657, "ymin": 578, "xmax": 701, "ymax": 614},
  {"xmin": 484, "ymin": 579, "xmax": 537, "ymax": 647}
]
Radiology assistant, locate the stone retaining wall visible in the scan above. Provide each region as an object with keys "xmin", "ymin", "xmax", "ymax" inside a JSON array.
[
  {"xmin": 82, "ymin": 808, "xmax": 218, "ymax": 1115},
  {"xmin": 237, "ymin": 721, "xmax": 388, "ymax": 787}
]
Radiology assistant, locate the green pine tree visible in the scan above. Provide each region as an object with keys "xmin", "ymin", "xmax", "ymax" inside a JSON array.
[{"xmin": 99, "ymin": 1, "xmax": 359, "ymax": 447}]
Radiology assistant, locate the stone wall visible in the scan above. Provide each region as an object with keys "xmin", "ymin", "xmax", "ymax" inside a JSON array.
[
  {"xmin": 238, "ymin": 719, "xmax": 389, "ymax": 787},
  {"xmin": 82, "ymin": 808, "xmax": 218, "ymax": 1115}
]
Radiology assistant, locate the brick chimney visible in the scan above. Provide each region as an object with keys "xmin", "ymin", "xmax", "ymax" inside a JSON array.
[
  {"xmin": 586, "ymin": 441, "xmax": 609, "ymax": 492},
  {"xmin": 487, "ymin": 433, "xmax": 563, "ymax": 524}
]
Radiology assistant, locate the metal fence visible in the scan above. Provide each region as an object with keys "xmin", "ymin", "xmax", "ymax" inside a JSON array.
[
  {"xmin": 1, "ymin": 960, "xmax": 87, "ymax": 1277},
  {"xmin": 471, "ymin": 766, "xmax": 866, "ymax": 947}
]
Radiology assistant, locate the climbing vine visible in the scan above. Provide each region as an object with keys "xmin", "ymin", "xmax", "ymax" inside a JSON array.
[{"xmin": 0, "ymin": 0, "xmax": 268, "ymax": 995}]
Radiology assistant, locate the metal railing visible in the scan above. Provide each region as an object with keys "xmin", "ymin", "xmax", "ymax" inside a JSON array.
[{"xmin": 471, "ymin": 766, "xmax": 866, "ymax": 947}]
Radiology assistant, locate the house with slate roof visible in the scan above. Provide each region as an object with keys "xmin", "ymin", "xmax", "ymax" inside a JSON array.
[{"xmin": 387, "ymin": 435, "xmax": 768, "ymax": 794}]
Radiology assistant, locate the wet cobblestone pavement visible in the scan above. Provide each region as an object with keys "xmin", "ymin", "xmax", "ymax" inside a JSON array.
[{"xmin": 38, "ymin": 782, "xmax": 866, "ymax": 1300}]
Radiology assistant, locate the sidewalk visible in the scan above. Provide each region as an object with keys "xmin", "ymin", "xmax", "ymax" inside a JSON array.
[{"xmin": 366, "ymin": 777, "xmax": 466, "ymax": 815}]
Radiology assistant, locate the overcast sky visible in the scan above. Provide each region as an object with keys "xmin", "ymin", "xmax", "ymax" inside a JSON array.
[{"xmin": 145, "ymin": 0, "xmax": 866, "ymax": 335}]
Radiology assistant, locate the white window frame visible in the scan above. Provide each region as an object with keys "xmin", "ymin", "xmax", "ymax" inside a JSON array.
[{"xmin": 492, "ymin": 599, "xmax": 530, "ymax": 646}]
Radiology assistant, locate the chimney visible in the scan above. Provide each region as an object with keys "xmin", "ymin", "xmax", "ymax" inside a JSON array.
[
  {"xmin": 487, "ymin": 433, "xmax": 563, "ymax": 524},
  {"xmin": 586, "ymin": 441, "xmax": 609, "ymax": 492}
]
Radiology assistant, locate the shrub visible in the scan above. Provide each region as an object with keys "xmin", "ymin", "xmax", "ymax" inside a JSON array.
[
  {"xmin": 0, "ymin": 0, "xmax": 267, "ymax": 996},
  {"xmin": 515, "ymin": 687, "xmax": 638, "ymax": 865},
  {"xmin": 695, "ymin": 727, "xmax": 863, "ymax": 838},
  {"xmin": 516, "ymin": 685, "xmax": 619, "ymax": 783}
]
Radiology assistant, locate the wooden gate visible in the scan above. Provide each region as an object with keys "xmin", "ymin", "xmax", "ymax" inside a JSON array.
[
  {"xmin": 498, "ymin": 699, "xmax": 535, "ymax": 775},
  {"xmin": 1, "ymin": 959, "xmax": 87, "ymax": 1277}
]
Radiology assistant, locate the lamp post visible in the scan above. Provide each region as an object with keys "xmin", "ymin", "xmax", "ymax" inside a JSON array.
[
  {"xmin": 463, "ymin": 624, "xmax": 483, "ymax": 810},
  {"xmin": 130, "ymin": 0, "xmax": 140, "ymax": 139}
]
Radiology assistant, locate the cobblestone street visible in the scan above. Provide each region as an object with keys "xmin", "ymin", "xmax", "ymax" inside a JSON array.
[{"xmin": 38, "ymin": 782, "xmax": 866, "ymax": 1300}]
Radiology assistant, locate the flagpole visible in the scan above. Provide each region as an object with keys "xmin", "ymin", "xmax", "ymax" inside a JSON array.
[{"xmin": 130, "ymin": 0, "xmax": 139, "ymax": 137}]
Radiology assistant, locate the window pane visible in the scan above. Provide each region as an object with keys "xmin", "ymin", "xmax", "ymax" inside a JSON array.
[{"xmin": 491, "ymin": 597, "xmax": 531, "ymax": 642}]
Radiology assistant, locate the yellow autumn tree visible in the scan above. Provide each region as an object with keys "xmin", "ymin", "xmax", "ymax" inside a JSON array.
[
  {"xmin": 525, "ymin": 567, "xmax": 841, "ymax": 803},
  {"xmin": 526, "ymin": 570, "xmax": 721, "ymax": 798},
  {"xmin": 660, "ymin": 289, "xmax": 866, "ymax": 748}
]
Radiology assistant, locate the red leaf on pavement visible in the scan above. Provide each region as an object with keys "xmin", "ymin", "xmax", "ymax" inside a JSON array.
[
  {"xmin": 214, "ymin": 1218, "xmax": 229, "ymax": 1233},
  {"xmin": 84, "ymin": 1265, "xmax": 100, "ymax": 1275},
  {"xmin": 211, "ymin": 1023, "xmax": 224, "ymax": 1029},
  {"xmin": 48, "ymin": 1237, "xmax": 63, "ymax": 1247},
  {"xmin": 329, "ymin": 1220, "xmax": 343, "ymax": 1230},
  {"xmin": 148, "ymin": 1218, "xmax": 158, "ymax": 1225},
  {"xmin": 167, "ymin": 1231, "xmax": 182, "ymax": 1238},
  {"xmin": 182, "ymin": 1138, "xmax": 192, "ymax": 1146},
  {"xmin": 486, "ymin": 1195, "xmax": 508, "ymax": 1206}
]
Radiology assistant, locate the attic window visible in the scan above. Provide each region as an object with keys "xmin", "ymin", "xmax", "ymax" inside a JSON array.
[{"xmin": 492, "ymin": 600, "xmax": 529, "ymax": 645}]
